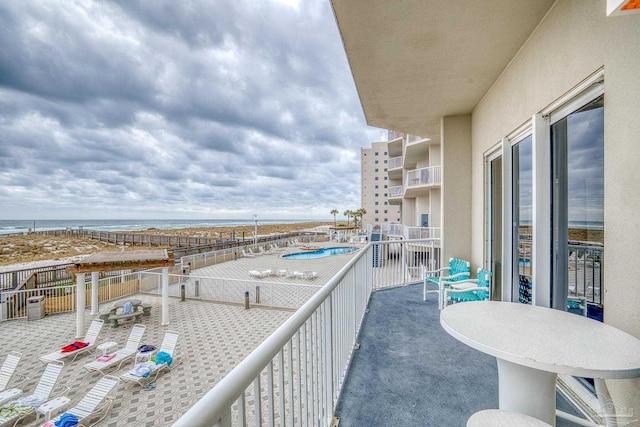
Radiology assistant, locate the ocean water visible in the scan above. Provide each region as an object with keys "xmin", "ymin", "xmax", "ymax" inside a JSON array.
[{"xmin": 0, "ymin": 219, "xmax": 323, "ymax": 235}]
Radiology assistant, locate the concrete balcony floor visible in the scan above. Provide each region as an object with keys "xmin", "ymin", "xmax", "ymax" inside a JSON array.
[{"xmin": 334, "ymin": 283, "xmax": 587, "ymax": 426}]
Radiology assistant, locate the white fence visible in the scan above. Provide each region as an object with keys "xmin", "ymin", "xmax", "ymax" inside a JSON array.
[
  {"xmin": 140, "ymin": 272, "xmax": 322, "ymax": 310},
  {"xmin": 173, "ymin": 239, "xmax": 439, "ymax": 427},
  {"xmin": 0, "ymin": 272, "xmax": 141, "ymax": 321}
]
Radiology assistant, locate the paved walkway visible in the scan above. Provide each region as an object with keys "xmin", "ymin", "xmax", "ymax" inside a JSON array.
[{"xmin": 3, "ymin": 296, "xmax": 292, "ymax": 426}]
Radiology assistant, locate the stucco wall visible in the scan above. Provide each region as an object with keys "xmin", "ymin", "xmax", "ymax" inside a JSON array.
[
  {"xmin": 470, "ymin": 0, "xmax": 640, "ymax": 416},
  {"xmin": 442, "ymin": 115, "xmax": 472, "ymax": 263}
]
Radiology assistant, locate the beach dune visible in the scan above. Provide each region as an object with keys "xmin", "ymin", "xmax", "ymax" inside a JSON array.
[{"xmin": 0, "ymin": 221, "xmax": 332, "ymax": 269}]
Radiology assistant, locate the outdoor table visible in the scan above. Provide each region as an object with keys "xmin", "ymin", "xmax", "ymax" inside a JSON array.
[
  {"xmin": 440, "ymin": 301, "xmax": 640, "ymax": 426},
  {"xmin": 467, "ymin": 409, "xmax": 552, "ymax": 426},
  {"xmin": 36, "ymin": 396, "xmax": 71, "ymax": 422},
  {"xmin": 97, "ymin": 341, "xmax": 118, "ymax": 356}
]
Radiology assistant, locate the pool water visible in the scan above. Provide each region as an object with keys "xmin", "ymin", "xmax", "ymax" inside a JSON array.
[{"xmin": 283, "ymin": 247, "xmax": 358, "ymax": 260}]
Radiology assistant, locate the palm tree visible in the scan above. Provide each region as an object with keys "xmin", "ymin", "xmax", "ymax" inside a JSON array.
[
  {"xmin": 355, "ymin": 208, "xmax": 367, "ymax": 228},
  {"xmin": 343, "ymin": 210, "xmax": 352, "ymax": 226},
  {"xmin": 330, "ymin": 209, "xmax": 339, "ymax": 227}
]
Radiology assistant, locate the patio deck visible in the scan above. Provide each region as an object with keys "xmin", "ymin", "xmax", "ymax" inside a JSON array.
[{"xmin": 334, "ymin": 283, "xmax": 589, "ymax": 426}]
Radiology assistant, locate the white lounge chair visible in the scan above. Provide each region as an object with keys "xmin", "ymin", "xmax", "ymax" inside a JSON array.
[
  {"xmin": 288, "ymin": 271, "xmax": 304, "ymax": 279},
  {"xmin": 304, "ymin": 271, "xmax": 318, "ymax": 280},
  {"xmin": 250, "ymin": 248, "xmax": 263, "ymax": 256},
  {"xmin": 0, "ymin": 361, "xmax": 65, "ymax": 427},
  {"xmin": 241, "ymin": 249, "xmax": 255, "ymax": 258},
  {"xmin": 39, "ymin": 319, "xmax": 105, "ymax": 364},
  {"xmin": 83, "ymin": 324, "xmax": 146, "ymax": 375},
  {"xmin": 0, "ymin": 353, "xmax": 26, "ymax": 406},
  {"xmin": 43, "ymin": 375, "xmax": 119, "ymax": 427},
  {"xmin": 120, "ymin": 331, "xmax": 180, "ymax": 386},
  {"xmin": 248, "ymin": 270, "xmax": 265, "ymax": 278}
]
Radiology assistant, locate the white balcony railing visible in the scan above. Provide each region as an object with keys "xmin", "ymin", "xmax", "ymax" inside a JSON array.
[
  {"xmin": 388, "ymin": 156, "xmax": 403, "ymax": 170},
  {"xmin": 404, "ymin": 226, "xmax": 441, "ymax": 240},
  {"xmin": 173, "ymin": 239, "xmax": 440, "ymax": 427},
  {"xmin": 406, "ymin": 134, "xmax": 429, "ymax": 143},
  {"xmin": 388, "ymin": 185, "xmax": 403, "ymax": 198},
  {"xmin": 406, "ymin": 166, "xmax": 441, "ymax": 188},
  {"xmin": 387, "ymin": 130, "xmax": 405, "ymax": 141}
]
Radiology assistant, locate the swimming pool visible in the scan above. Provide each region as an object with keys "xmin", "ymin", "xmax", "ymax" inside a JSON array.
[{"xmin": 283, "ymin": 247, "xmax": 358, "ymax": 260}]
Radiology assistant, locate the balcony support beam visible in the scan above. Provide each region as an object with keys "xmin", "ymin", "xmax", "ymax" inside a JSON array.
[{"xmin": 441, "ymin": 115, "xmax": 472, "ymax": 265}]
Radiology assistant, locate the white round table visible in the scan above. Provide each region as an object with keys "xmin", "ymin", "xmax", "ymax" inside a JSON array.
[
  {"xmin": 467, "ymin": 409, "xmax": 552, "ymax": 426},
  {"xmin": 440, "ymin": 301, "xmax": 640, "ymax": 426}
]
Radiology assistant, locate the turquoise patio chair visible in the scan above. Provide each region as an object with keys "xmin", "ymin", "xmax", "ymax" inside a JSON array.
[
  {"xmin": 443, "ymin": 268, "xmax": 492, "ymax": 307},
  {"xmin": 423, "ymin": 257, "xmax": 471, "ymax": 308}
]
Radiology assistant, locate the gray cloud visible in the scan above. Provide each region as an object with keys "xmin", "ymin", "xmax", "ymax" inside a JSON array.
[{"xmin": 0, "ymin": 0, "xmax": 380, "ymax": 220}]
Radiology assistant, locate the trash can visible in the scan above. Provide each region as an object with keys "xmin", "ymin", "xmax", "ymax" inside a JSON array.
[{"xmin": 27, "ymin": 295, "xmax": 45, "ymax": 320}]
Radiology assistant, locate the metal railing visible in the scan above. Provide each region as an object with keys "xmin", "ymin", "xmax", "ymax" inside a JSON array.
[
  {"xmin": 387, "ymin": 130, "xmax": 404, "ymax": 141},
  {"xmin": 0, "ymin": 271, "xmax": 140, "ymax": 321},
  {"xmin": 388, "ymin": 185, "xmax": 403, "ymax": 199},
  {"xmin": 404, "ymin": 226, "xmax": 441, "ymax": 240},
  {"xmin": 406, "ymin": 134, "xmax": 429, "ymax": 144},
  {"xmin": 139, "ymin": 272, "xmax": 321, "ymax": 310},
  {"xmin": 388, "ymin": 156, "xmax": 403, "ymax": 170},
  {"xmin": 406, "ymin": 166, "xmax": 441, "ymax": 188},
  {"xmin": 568, "ymin": 243, "xmax": 603, "ymax": 306},
  {"xmin": 173, "ymin": 239, "xmax": 439, "ymax": 427}
]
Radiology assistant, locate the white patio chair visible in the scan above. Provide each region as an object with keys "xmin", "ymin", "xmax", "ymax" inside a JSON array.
[
  {"xmin": 0, "ymin": 361, "xmax": 65, "ymax": 427},
  {"xmin": 249, "ymin": 270, "xmax": 265, "ymax": 278},
  {"xmin": 39, "ymin": 319, "xmax": 104, "ymax": 364},
  {"xmin": 43, "ymin": 375, "xmax": 119, "ymax": 427},
  {"xmin": 83, "ymin": 324, "xmax": 146, "ymax": 375},
  {"xmin": 0, "ymin": 353, "xmax": 27, "ymax": 406},
  {"xmin": 120, "ymin": 331, "xmax": 180, "ymax": 386}
]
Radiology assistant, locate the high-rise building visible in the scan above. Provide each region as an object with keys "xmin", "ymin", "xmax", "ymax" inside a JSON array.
[{"xmin": 360, "ymin": 140, "xmax": 400, "ymax": 228}]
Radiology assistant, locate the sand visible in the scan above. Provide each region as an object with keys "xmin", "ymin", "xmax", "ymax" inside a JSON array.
[{"xmin": 0, "ymin": 221, "xmax": 332, "ymax": 271}]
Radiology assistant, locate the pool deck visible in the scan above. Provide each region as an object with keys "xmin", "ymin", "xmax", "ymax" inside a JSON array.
[{"xmin": 0, "ymin": 241, "xmax": 362, "ymax": 426}]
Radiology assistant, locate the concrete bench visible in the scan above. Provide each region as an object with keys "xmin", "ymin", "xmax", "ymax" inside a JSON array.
[
  {"xmin": 107, "ymin": 310, "xmax": 143, "ymax": 328},
  {"xmin": 140, "ymin": 303, "xmax": 152, "ymax": 316}
]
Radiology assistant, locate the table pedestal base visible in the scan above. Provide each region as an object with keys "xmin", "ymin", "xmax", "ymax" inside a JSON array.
[{"xmin": 497, "ymin": 359, "xmax": 557, "ymax": 426}]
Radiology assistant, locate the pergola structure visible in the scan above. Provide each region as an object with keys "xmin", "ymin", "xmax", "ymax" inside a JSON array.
[{"xmin": 67, "ymin": 249, "xmax": 174, "ymax": 338}]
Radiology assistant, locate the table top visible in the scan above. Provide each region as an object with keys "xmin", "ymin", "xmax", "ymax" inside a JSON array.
[
  {"xmin": 467, "ymin": 409, "xmax": 552, "ymax": 426},
  {"xmin": 440, "ymin": 301, "xmax": 640, "ymax": 379},
  {"xmin": 37, "ymin": 396, "xmax": 71, "ymax": 411}
]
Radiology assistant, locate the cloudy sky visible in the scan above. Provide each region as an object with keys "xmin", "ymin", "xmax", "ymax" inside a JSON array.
[{"xmin": 0, "ymin": 0, "xmax": 382, "ymax": 221}]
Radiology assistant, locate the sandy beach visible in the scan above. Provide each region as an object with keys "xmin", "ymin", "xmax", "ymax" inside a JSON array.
[{"xmin": 0, "ymin": 221, "xmax": 332, "ymax": 270}]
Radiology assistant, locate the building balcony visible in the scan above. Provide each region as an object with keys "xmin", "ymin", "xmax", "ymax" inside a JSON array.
[
  {"xmin": 403, "ymin": 135, "xmax": 431, "ymax": 168},
  {"xmin": 387, "ymin": 130, "xmax": 405, "ymax": 141},
  {"xmin": 387, "ymin": 185, "xmax": 403, "ymax": 205},
  {"xmin": 387, "ymin": 156, "xmax": 403, "ymax": 180},
  {"xmin": 387, "ymin": 135, "xmax": 403, "ymax": 157},
  {"xmin": 175, "ymin": 240, "xmax": 594, "ymax": 427},
  {"xmin": 404, "ymin": 166, "xmax": 441, "ymax": 198}
]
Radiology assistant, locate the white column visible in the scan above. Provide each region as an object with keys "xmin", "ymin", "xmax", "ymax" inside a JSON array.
[
  {"xmin": 497, "ymin": 359, "xmax": 557, "ymax": 426},
  {"xmin": 90, "ymin": 272, "xmax": 99, "ymax": 315},
  {"xmin": 161, "ymin": 267, "xmax": 169, "ymax": 325},
  {"xmin": 76, "ymin": 272, "xmax": 86, "ymax": 338}
]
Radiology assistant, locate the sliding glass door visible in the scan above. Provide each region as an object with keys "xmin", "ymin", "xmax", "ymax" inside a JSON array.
[
  {"xmin": 551, "ymin": 96, "xmax": 604, "ymax": 319},
  {"xmin": 512, "ymin": 136, "xmax": 533, "ymax": 304}
]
